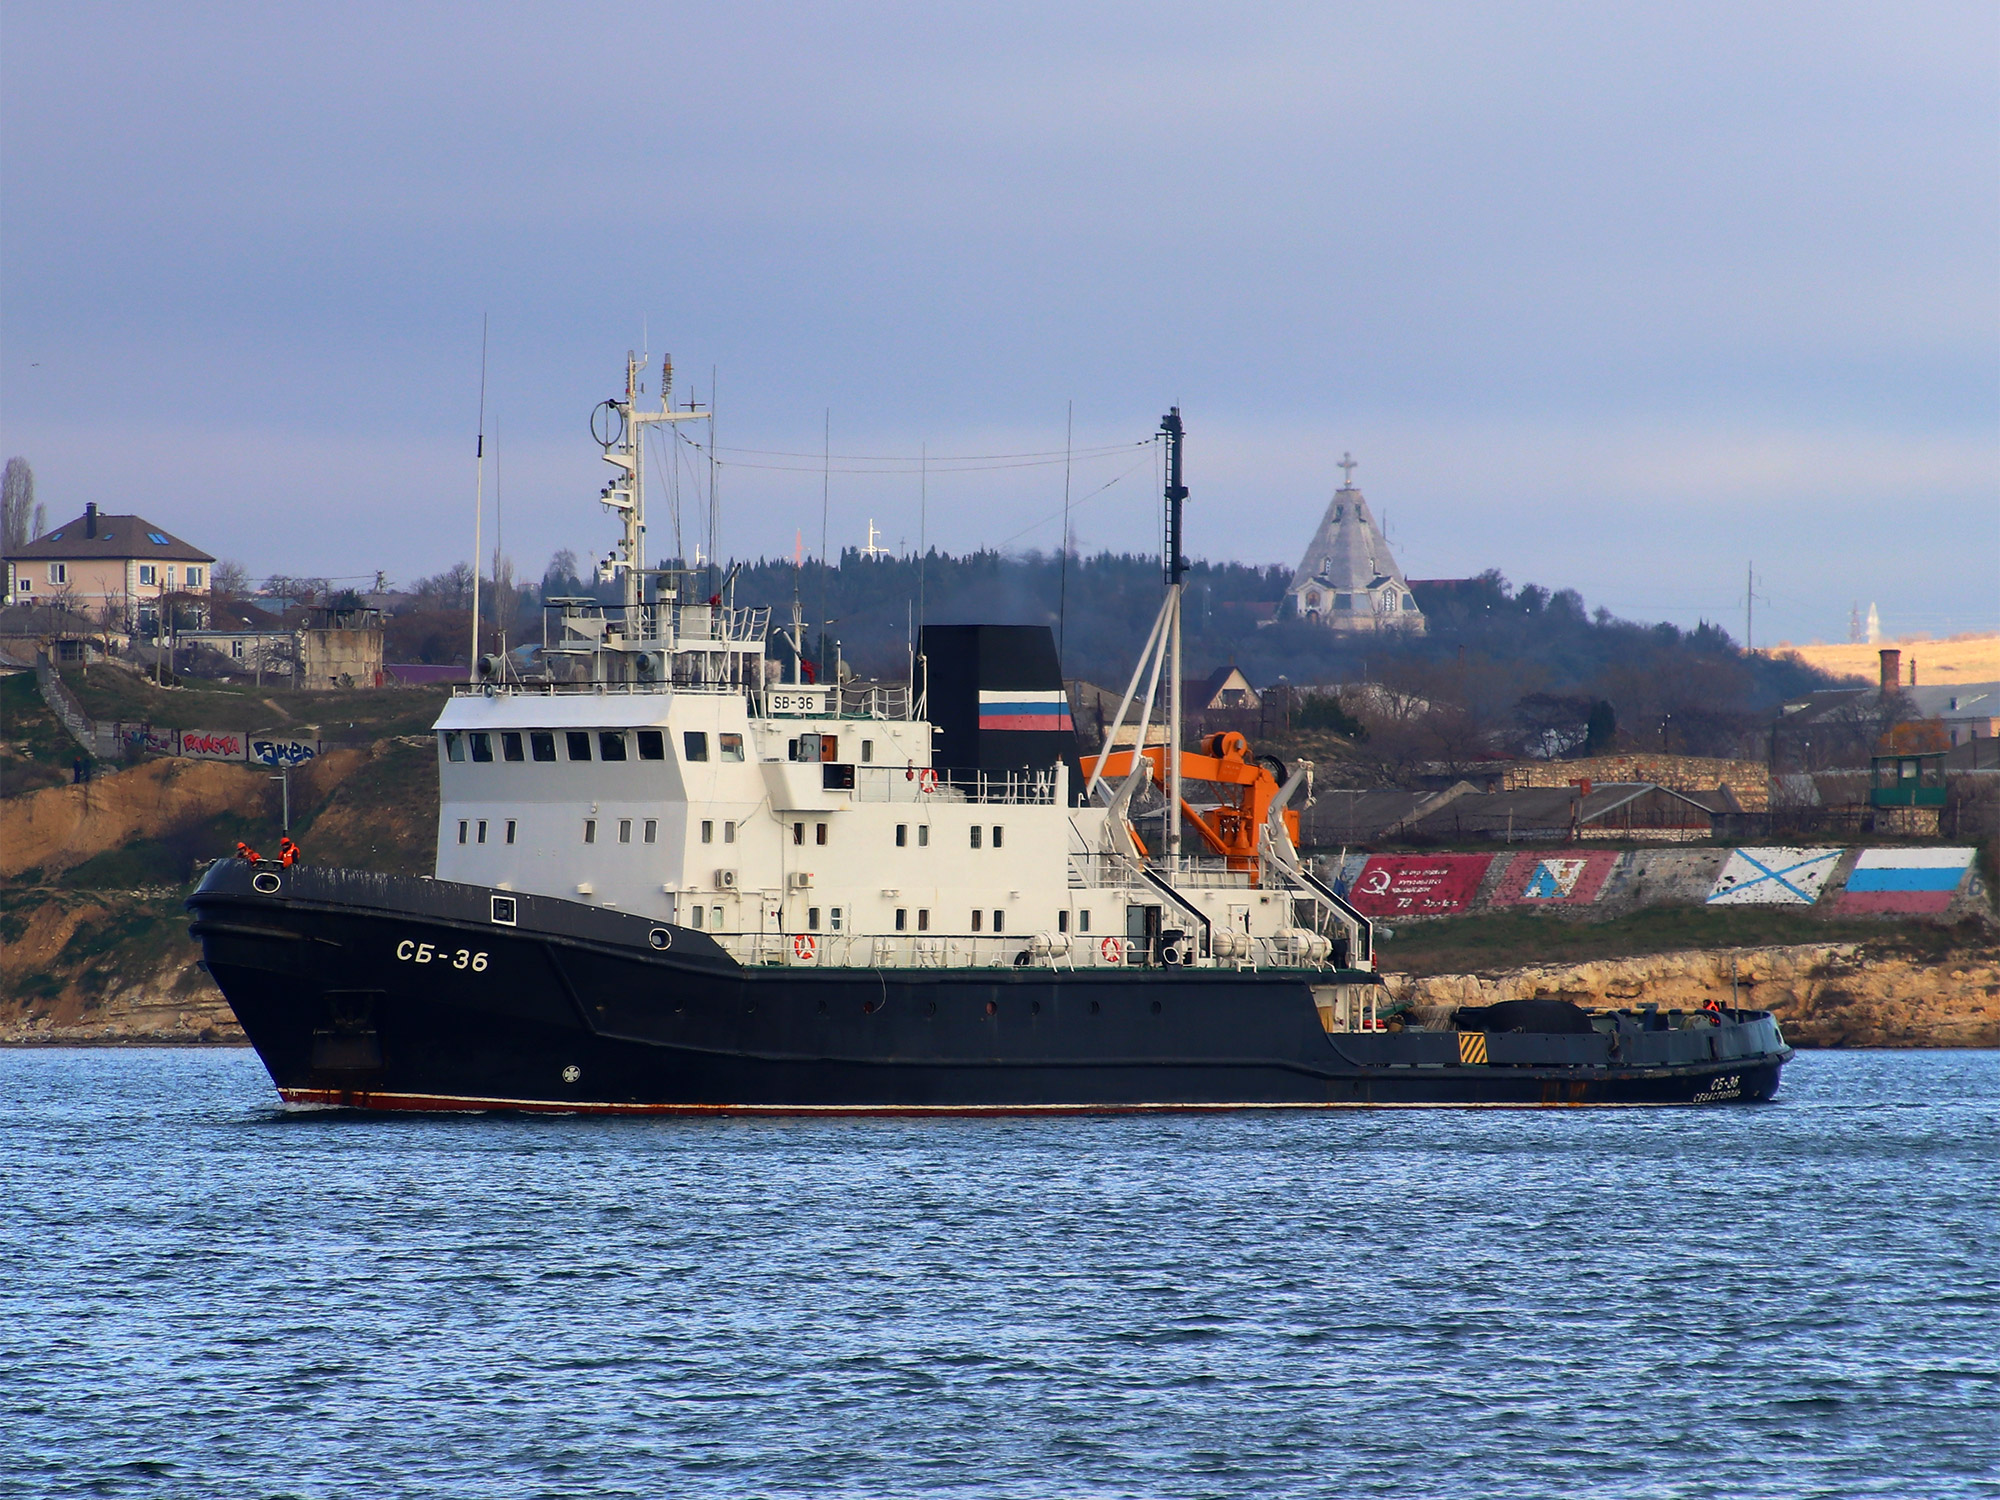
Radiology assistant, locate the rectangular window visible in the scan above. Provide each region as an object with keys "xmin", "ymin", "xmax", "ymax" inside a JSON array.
[
  {"xmin": 50, "ymin": 563, "xmax": 67, "ymax": 585},
  {"xmin": 457, "ymin": 820, "xmax": 468, "ymax": 844},
  {"xmin": 137, "ymin": 565, "xmax": 155, "ymax": 586},
  {"xmin": 643, "ymin": 819, "xmax": 657, "ymax": 843},
  {"xmin": 619, "ymin": 819, "xmax": 632, "ymax": 843},
  {"xmin": 792, "ymin": 821, "xmax": 804, "ymax": 845},
  {"xmin": 1079, "ymin": 910, "xmax": 1092, "ymax": 934},
  {"xmin": 895, "ymin": 909, "xmax": 907, "ymax": 931},
  {"xmin": 702, "ymin": 820, "xmax": 714, "ymax": 844},
  {"xmin": 583, "ymin": 819, "xmax": 596, "ymax": 844},
  {"xmin": 971, "ymin": 910, "xmax": 983, "ymax": 932},
  {"xmin": 477, "ymin": 820, "xmax": 487, "ymax": 844},
  {"xmin": 231, "ymin": 640, "xmax": 244, "ymax": 660},
  {"xmin": 970, "ymin": 826, "xmax": 982, "ymax": 849},
  {"xmin": 719, "ymin": 733, "xmax": 745, "ymax": 762},
  {"xmin": 468, "ymin": 733, "xmax": 492, "ymax": 763},
  {"xmin": 724, "ymin": 821, "xmax": 736, "ymax": 844},
  {"xmin": 1058, "ymin": 910, "xmax": 1069, "ymax": 933},
  {"xmin": 682, "ymin": 731, "xmax": 708, "ymax": 762},
  {"xmin": 861, "ymin": 739, "xmax": 874, "ymax": 763},
  {"xmin": 637, "ymin": 729, "xmax": 665, "ymax": 761},
  {"xmin": 993, "ymin": 911, "xmax": 1005, "ymax": 933},
  {"xmin": 164, "ymin": 566, "xmax": 177, "ymax": 588},
  {"xmin": 815, "ymin": 823, "xmax": 828, "ymax": 846},
  {"xmin": 444, "ymin": 732, "xmax": 465, "ymax": 762},
  {"xmin": 918, "ymin": 825, "xmax": 929, "ymax": 848},
  {"xmin": 505, "ymin": 820, "xmax": 517, "ymax": 845},
  {"xmin": 710, "ymin": 906, "xmax": 723, "ymax": 929},
  {"xmin": 599, "ymin": 731, "xmax": 627, "ymax": 762},
  {"xmin": 992, "ymin": 826, "xmax": 1003, "ymax": 848},
  {"xmin": 186, "ymin": 567, "xmax": 203, "ymax": 588},
  {"xmin": 501, "ymin": 732, "xmax": 524, "ymax": 762},
  {"xmin": 530, "ymin": 732, "xmax": 557, "ymax": 762},
  {"xmin": 808, "ymin": 907, "xmax": 821, "ymax": 931},
  {"xmin": 566, "ymin": 731, "xmax": 592, "ymax": 761},
  {"xmin": 829, "ymin": 907, "xmax": 843, "ymax": 932},
  {"xmin": 896, "ymin": 824, "xmax": 907, "ymax": 847},
  {"xmin": 690, "ymin": 905, "xmax": 704, "ymax": 929},
  {"xmin": 918, "ymin": 909, "xmax": 930, "ymax": 932}
]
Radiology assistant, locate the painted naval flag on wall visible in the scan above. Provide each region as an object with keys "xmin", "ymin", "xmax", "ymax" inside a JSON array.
[
  {"xmin": 1492, "ymin": 850, "xmax": 1618, "ymax": 906},
  {"xmin": 1837, "ymin": 848, "xmax": 1976, "ymax": 914},
  {"xmin": 1707, "ymin": 848, "xmax": 1844, "ymax": 906}
]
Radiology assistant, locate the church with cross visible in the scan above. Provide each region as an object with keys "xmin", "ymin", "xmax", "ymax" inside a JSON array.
[{"xmin": 1281, "ymin": 454, "xmax": 1426, "ymax": 634}]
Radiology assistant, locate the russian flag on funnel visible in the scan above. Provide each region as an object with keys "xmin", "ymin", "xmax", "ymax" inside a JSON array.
[{"xmin": 979, "ymin": 689, "xmax": 1074, "ymax": 732}]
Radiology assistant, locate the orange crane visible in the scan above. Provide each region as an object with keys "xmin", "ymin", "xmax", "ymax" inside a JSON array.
[{"xmin": 1080, "ymin": 731, "xmax": 1299, "ymax": 874}]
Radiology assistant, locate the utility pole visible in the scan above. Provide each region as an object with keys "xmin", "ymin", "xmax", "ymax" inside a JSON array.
[{"xmin": 1745, "ymin": 560, "xmax": 1753, "ymax": 652}]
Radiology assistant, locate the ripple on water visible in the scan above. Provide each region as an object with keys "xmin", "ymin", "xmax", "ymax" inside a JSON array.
[{"xmin": 0, "ymin": 1048, "xmax": 1996, "ymax": 1498}]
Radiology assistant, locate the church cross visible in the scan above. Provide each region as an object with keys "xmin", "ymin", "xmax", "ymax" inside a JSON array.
[{"xmin": 1338, "ymin": 452, "xmax": 1358, "ymax": 487}]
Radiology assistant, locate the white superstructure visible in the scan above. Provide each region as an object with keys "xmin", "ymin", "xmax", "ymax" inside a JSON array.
[{"xmin": 429, "ymin": 357, "xmax": 1366, "ymax": 974}]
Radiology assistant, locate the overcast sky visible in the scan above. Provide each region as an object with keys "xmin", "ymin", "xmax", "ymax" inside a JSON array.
[{"xmin": 3, "ymin": 2, "xmax": 1995, "ymax": 643}]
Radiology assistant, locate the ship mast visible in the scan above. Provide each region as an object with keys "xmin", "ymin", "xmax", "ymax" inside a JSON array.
[
  {"xmin": 597, "ymin": 350, "xmax": 709, "ymax": 618},
  {"xmin": 1161, "ymin": 407, "xmax": 1188, "ymax": 861}
]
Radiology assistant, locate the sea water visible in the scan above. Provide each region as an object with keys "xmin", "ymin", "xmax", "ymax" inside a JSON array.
[{"xmin": 1, "ymin": 1048, "xmax": 1994, "ymax": 1499}]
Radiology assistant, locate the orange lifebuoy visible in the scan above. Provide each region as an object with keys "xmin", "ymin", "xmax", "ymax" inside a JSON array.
[
  {"xmin": 918, "ymin": 768, "xmax": 938, "ymax": 793},
  {"xmin": 1100, "ymin": 936, "xmax": 1123, "ymax": 963},
  {"xmin": 793, "ymin": 934, "xmax": 817, "ymax": 961}
]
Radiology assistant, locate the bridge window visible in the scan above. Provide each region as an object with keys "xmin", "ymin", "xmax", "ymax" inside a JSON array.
[
  {"xmin": 992, "ymin": 826, "xmax": 1003, "ymax": 848},
  {"xmin": 861, "ymin": 739, "xmax": 874, "ymax": 763},
  {"xmin": 1079, "ymin": 910, "xmax": 1091, "ymax": 933},
  {"xmin": 816, "ymin": 823, "xmax": 828, "ymax": 845},
  {"xmin": 682, "ymin": 731, "xmax": 707, "ymax": 762},
  {"xmin": 530, "ymin": 732, "xmax": 556, "ymax": 762},
  {"xmin": 970, "ymin": 826, "xmax": 982, "ymax": 849},
  {"xmin": 690, "ymin": 905, "xmax": 704, "ymax": 928},
  {"xmin": 895, "ymin": 909, "xmax": 907, "ymax": 931},
  {"xmin": 643, "ymin": 820, "xmax": 657, "ymax": 843},
  {"xmin": 918, "ymin": 909, "xmax": 930, "ymax": 931},
  {"xmin": 505, "ymin": 820, "xmax": 516, "ymax": 844},
  {"xmin": 918, "ymin": 825, "xmax": 929, "ymax": 847},
  {"xmin": 971, "ymin": 910, "xmax": 983, "ymax": 932},
  {"xmin": 502, "ymin": 732, "xmax": 524, "ymax": 762},
  {"xmin": 444, "ymin": 732, "xmax": 465, "ymax": 762},
  {"xmin": 638, "ymin": 730, "xmax": 665, "ymax": 761},
  {"xmin": 896, "ymin": 824, "xmax": 906, "ymax": 847},
  {"xmin": 477, "ymin": 820, "xmax": 488, "ymax": 844},
  {"xmin": 1058, "ymin": 911, "xmax": 1069, "ymax": 933},
  {"xmin": 583, "ymin": 819, "xmax": 596, "ymax": 844},
  {"xmin": 566, "ymin": 731, "xmax": 591, "ymax": 761},
  {"xmin": 702, "ymin": 820, "xmax": 714, "ymax": 844},
  {"xmin": 469, "ymin": 733, "xmax": 493, "ymax": 763},
  {"xmin": 724, "ymin": 821, "xmax": 736, "ymax": 843},
  {"xmin": 599, "ymin": 731, "xmax": 627, "ymax": 761},
  {"xmin": 457, "ymin": 820, "xmax": 468, "ymax": 844},
  {"xmin": 720, "ymin": 733, "xmax": 745, "ymax": 761},
  {"xmin": 993, "ymin": 911, "xmax": 1005, "ymax": 933},
  {"xmin": 807, "ymin": 907, "xmax": 821, "ymax": 931},
  {"xmin": 618, "ymin": 819, "xmax": 631, "ymax": 843},
  {"xmin": 829, "ymin": 907, "xmax": 843, "ymax": 931}
]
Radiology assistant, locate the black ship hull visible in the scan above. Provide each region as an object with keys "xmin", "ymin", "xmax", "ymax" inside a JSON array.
[{"xmin": 188, "ymin": 863, "xmax": 1792, "ymax": 1113}]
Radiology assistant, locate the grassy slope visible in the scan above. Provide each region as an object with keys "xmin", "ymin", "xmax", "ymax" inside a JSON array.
[
  {"xmin": 62, "ymin": 666, "xmax": 452, "ymax": 739},
  {"xmin": 1383, "ymin": 905, "xmax": 1992, "ymax": 976},
  {"xmin": 0, "ymin": 671, "xmax": 81, "ymax": 798}
]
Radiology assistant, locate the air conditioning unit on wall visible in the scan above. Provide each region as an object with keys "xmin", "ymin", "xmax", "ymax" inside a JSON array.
[
  {"xmin": 714, "ymin": 869, "xmax": 738, "ymax": 890},
  {"xmin": 789, "ymin": 870, "xmax": 813, "ymax": 889}
]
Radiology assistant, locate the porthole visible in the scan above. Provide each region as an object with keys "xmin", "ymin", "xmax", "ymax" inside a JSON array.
[
  {"xmin": 925, "ymin": 1000, "xmax": 938, "ymax": 1016},
  {"xmin": 251, "ymin": 872, "xmax": 281, "ymax": 894},
  {"xmin": 984, "ymin": 1000, "xmax": 997, "ymax": 1016},
  {"xmin": 1030, "ymin": 1001, "xmax": 1041, "ymax": 1016},
  {"xmin": 1089, "ymin": 1000, "xmax": 1101, "ymax": 1014},
  {"xmin": 817, "ymin": 999, "xmax": 828, "ymax": 1015},
  {"xmin": 1151, "ymin": 1000, "xmax": 1163, "ymax": 1015},
  {"xmin": 647, "ymin": 928, "xmax": 672, "ymax": 951}
]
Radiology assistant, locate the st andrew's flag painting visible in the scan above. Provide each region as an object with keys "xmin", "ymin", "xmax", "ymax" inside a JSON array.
[
  {"xmin": 1837, "ymin": 848, "xmax": 1976, "ymax": 914},
  {"xmin": 978, "ymin": 689, "xmax": 1073, "ymax": 733}
]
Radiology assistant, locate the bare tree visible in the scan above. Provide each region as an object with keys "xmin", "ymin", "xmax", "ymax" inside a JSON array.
[
  {"xmin": 1, "ymin": 457, "xmax": 37, "ymax": 551},
  {"xmin": 211, "ymin": 559, "xmax": 249, "ymax": 596}
]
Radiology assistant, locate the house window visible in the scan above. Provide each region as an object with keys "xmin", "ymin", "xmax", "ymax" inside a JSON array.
[
  {"xmin": 444, "ymin": 732, "xmax": 465, "ymax": 762},
  {"xmin": 140, "ymin": 565, "xmax": 158, "ymax": 586},
  {"xmin": 164, "ymin": 567, "xmax": 177, "ymax": 588},
  {"xmin": 637, "ymin": 730, "xmax": 665, "ymax": 761},
  {"xmin": 469, "ymin": 732, "xmax": 493, "ymax": 763},
  {"xmin": 643, "ymin": 819, "xmax": 657, "ymax": 843},
  {"xmin": 583, "ymin": 820, "xmax": 597, "ymax": 843},
  {"xmin": 531, "ymin": 732, "xmax": 557, "ymax": 762},
  {"xmin": 457, "ymin": 820, "xmax": 468, "ymax": 844},
  {"xmin": 971, "ymin": 910, "xmax": 983, "ymax": 932},
  {"xmin": 566, "ymin": 731, "xmax": 592, "ymax": 761},
  {"xmin": 14, "ymin": 578, "xmax": 29, "ymax": 593},
  {"xmin": 970, "ymin": 826, "xmax": 982, "ymax": 849},
  {"xmin": 502, "ymin": 732, "xmax": 524, "ymax": 762},
  {"xmin": 230, "ymin": 640, "xmax": 245, "ymax": 660},
  {"xmin": 186, "ymin": 567, "xmax": 203, "ymax": 588},
  {"xmin": 896, "ymin": 825, "xmax": 907, "ymax": 847},
  {"xmin": 505, "ymin": 820, "xmax": 516, "ymax": 844},
  {"xmin": 702, "ymin": 820, "xmax": 714, "ymax": 844},
  {"xmin": 599, "ymin": 731, "xmax": 627, "ymax": 761},
  {"xmin": 49, "ymin": 564, "xmax": 68, "ymax": 585},
  {"xmin": 477, "ymin": 820, "xmax": 488, "ymax": 844},
  {"xmin": 808, "ymin": 907, "xmax": 821, "ymax": 931},
  {"xmin": 683, "ymin": 731, "xmax": 708, "ymax": 761},
  {"xmin": 719, "ymin": 733, "xmax": 745, "ymax": 761},
  {"xmin": 895, "ymin": 909, "xmax": 907, "ymax": 931},
  {"xmin": 619, "ymin": 819, "xmax": 632, "ymax": 843},
  {"xmin": 918, "ymin": 909, "xmax": 930, "ymax": 931},
  {"xmin": 816, "ymin": 823, "xmax": 827, "ymax": 846}
]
